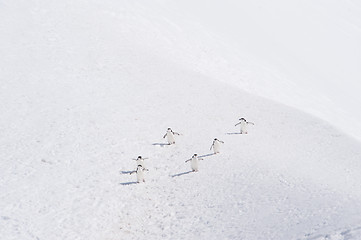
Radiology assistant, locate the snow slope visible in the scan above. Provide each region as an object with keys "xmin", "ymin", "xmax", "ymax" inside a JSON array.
[
  {"xmin": 1, "ymin": 1, "xmax": 361, "ymax": 240},
  {"xmin": 166, "ymin": 0, "xmax": 361, "ymax": 141}
]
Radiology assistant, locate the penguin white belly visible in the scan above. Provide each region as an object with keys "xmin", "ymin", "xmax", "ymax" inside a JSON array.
[
  {"xmin": 240, "ymin": 122, "xmax": 247, "ymax": 134},
  {"xmin": 137, "ymin": 171, "xmax": 145, "ymax": 183},
  {"xmin": 213, "ymin": 141, "xmax": 220, "ymax": 153},
  {"xmin": 167, "ymin": 133, "xmax": 175, "ymax": 144},
  {"xmin": 191, "ymin": 158, "xmax": 199, "ymax": 171}
]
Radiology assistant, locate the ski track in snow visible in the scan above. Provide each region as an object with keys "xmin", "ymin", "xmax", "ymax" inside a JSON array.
[{"xmin": 1, "ymin": 1, "xmax": 361, "ymax": 240}]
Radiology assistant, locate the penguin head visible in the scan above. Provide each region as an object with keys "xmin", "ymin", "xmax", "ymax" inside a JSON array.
[
  {"xmin": 167, "ymin": 127, "xmax": 171, "ymax": 131},
  {"xmin": 239, "ymin": 118, "xmax": 246, "ymax": 121},
  {"xmin": 194, "ymin": 153, "xmax": 197, "ymax": 156},
  {"xmin": 137, "ymin": 165, "xmax": 143, "ymax": 169},
  {"xmin": 214, "ymin": 138, "xmax": 218, "ymax": 141},
  {"xmin": 137, "ymin": 156, "xmax": 142, "ymax": 159}
]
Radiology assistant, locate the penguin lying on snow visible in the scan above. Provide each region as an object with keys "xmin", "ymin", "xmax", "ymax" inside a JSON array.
[
  {"xmin": 210, "ymin": 138, "xmax": 224, "ymax": 154},
  {"xmin": 235, "ymin": 118, "xmax": 254, "ymax": 134},
  {"xmin": 185, "ymin": 154, "xmax": 204, "ymax": 172},
  {"xmin": 130, "ymin": 165, "xmax": 149, "ymax": 183},
  {"xmin": 163, "ymin": 127, "xmax": 181, "ymax": 145}
]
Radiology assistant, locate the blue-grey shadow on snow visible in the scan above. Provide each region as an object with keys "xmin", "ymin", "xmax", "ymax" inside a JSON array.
[
  {"xmin": 120, "ymin": 170, "xmax": 134, "ymax": 174},
  {"xmin": 198, "ymin": 153, "xmax": 215, "ymax": 158},
  {"xmin": 120, "ymin": 181, "xmax": 138, "ymax": 185},
  {"xmin": 226, "ymin": 132, "xmax": 241, "ymax": 135},
  {"xmin": 152, "ymin": 143, "xmax": 170, "ymax": 147},
  {"xmin": 171, "ymin": 171, "xmax": 193, "ymax": 178}
]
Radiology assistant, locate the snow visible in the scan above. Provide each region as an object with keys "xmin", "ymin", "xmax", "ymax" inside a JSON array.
[
  {"xmin": 168, "ymin": 0, "xmax": 361, "ymax": 142},
  {"xmin": 1, "ymin": 0, "xmax": 361, "ymax": 240}
]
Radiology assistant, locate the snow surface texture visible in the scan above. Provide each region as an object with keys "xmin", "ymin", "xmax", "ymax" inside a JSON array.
[{"xmin": 1, "ymin": 1, "xmax": 361, "ymax": 240}]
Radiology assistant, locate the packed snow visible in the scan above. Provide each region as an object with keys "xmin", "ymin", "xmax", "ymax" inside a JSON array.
[{"xmin": 1, "ymin": 1, "xmax": 361, "ymax": 240}]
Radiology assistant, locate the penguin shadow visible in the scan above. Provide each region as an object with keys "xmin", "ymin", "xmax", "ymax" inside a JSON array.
[
  {"xmin": 120, "ymin": 170, "xmax": 138, "ymax": 185},
  {"xmin": 198, "ymin": 153, "xmax": 215, "ymax": 158},
  {"xmin": 152, "ymin": 143, "xmax": 170, "ymax": 147},
  {"xmin": 120, "ymin": 170, "xmax": 134, "ymax": 174},
  {"xmin": 120, "ymin": 181, "xmax": 138, "ymax": 185},
  {"xmin": 171, "ymin": 170, "xmax": 193, "ymax": 178}
]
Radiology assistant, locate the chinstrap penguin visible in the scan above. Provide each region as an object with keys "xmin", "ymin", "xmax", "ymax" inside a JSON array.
[
  {"xmin": 235, "ymin": 118, "xmax": 254, "ymax": 134},
  {"xmin": 130, "ymin": 165, "xmax": 149, "ymax": 183},
  {"xmin": 185, "ymin": 154, "xmax": 203, "ymax": 172},
  {"xmin": 210, "ymin": 138, "xmax": 224, "ymax": 154},
  {"xmin": 163, "ymin": 127, "xmax": 181, "ymax": 145}
]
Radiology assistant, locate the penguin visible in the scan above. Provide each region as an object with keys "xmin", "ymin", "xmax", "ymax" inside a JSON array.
[
  {"xmin": 132, "ymin": 156, "xmax": 148, "ymax": 168},
  {"xmin": 130, "ymin": 165, "xmax": 149, "ymax": 183},
  {"xmin": 163, "ymin": 127, "xmax": 181, "ymax": 145},
  {"xmin": 185, "ymin": 154, "xmax": 203, "ymax": 172},
  {"xmin": 235, "ymin": 118, "xmax": 255, "ymax": 134},
  {"xmin": 210, "ymin": 138, "xmax": 224, "ymax": 154}
]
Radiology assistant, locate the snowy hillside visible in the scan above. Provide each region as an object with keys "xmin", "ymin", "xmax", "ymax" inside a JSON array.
[
  {"xmin": 166, "ymin": 0, "xmax": 361, "ymax": 141},
  {"xmin": 1, "ymin": 1, "xmax": 361, "ymax": 240}
]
